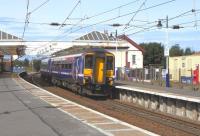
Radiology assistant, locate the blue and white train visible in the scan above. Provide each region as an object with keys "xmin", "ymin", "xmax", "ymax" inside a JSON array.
[{"xmin": 40, "ymin": 48, "xmax": 115, "ymax": 96}]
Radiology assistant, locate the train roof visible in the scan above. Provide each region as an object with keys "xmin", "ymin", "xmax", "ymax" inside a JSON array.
[
  {"xmin": 52, "ymin": 46, "xmax": 113, "ymax": 57},
  {"xmin": 51, "ymin": 53, "xmax": 82, "ymax": 62}
]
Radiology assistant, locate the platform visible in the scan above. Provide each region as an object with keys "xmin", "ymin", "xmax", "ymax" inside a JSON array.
[
  {"xmin": 115, "ymin": 80, "xmax": 200, "ymax": 103},
  {"xmin": 0, "ymin": 73, "xmax": 158, "ymax": 136},
  {"xmin": 115, "ymin": 80, "xmax": 200, "ymax": 122}
]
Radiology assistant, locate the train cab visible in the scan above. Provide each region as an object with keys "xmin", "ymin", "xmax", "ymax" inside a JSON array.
[{"xmin": 83, "ymin": 50, "xmax": 115, "ymax": 93}]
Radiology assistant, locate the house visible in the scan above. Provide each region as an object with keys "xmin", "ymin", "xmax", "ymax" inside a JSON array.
[
  {"xmin": 35, "ymin": 31, "xmax": 144, "ymax": 69},
  {"xmin": 74, "ymin": 31, "xmax": 144, "ymax": 69},
  {"xmin": 118, "ymin": 35, "xmax": 144, "ymax": 69}
]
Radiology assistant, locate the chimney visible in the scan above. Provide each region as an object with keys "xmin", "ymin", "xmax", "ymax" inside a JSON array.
[{"xmin": 104, "ymin": 30, "xmax": 108, "ymax": 35}]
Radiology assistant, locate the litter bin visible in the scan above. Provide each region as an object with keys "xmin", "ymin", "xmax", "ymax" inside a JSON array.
[{"xmin": 166, "ymin": 73, "xmax": 170, "ymax": 87}]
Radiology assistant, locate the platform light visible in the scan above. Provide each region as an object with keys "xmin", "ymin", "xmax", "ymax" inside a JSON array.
[{"xmin": 157, "ymin": 20, "xmax": 163, "ymax": 28}]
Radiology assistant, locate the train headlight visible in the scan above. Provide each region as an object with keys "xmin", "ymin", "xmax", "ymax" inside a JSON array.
[
  {"xmin": 107, "ymin": 77, "xmax": 113, "ymax": 85},
  {"xmin": 84, "ymin": 76, "xmax": 89, "ymax": 79},
  {"xmin": 109, "ymin": 80, "xmax": 113, "ymax": 85},
  {"xmin": 108, "ymin": 77, "xmax": 113, "ymax": 81},
  {"xmin": 84, "ymin": 76, "xmax": 91, "ymax": 84},
  {"xmin": 83, "ymin": 79, "xmax": 86, "ymax": 85}
]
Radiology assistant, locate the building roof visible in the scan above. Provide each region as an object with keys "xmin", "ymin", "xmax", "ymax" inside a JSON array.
[
  {"xmin": 76, "ymin": 31, "xmax": 144, "ymax": 53},
  {"xmin": 0, "ymin": 30, "xmax": 25, "ymax": 55},
  {"xmin": 118, "ymin": 34, "xmax": 144, "ymax": 53},
  {"xmin": 75, "ymin": 31, "xmax": 116, "ymax": 41},
  {"xmin": 0, "ymin": 30, "xmax": 21, "ymax": 40},
  {"xmin": 52, "ymin": 45, "xmax": 128, "ymax": 57}
]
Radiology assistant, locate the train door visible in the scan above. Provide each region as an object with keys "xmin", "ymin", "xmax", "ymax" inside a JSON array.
[{"xmin": 95, "ymin": 58, "xmax": 104, "ymax": 84}]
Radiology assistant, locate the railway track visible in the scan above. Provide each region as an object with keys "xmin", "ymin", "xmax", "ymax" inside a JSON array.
[
  {"xmin": 101, "ymin": 100, "xmax": 200, "ymax": 135},
  {"xmin": 24, "ymin": 73, "xmax": 200, "ymax": 136}
]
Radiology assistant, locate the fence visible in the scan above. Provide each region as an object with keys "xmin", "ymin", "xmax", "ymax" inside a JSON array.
[
  {"xmin": 13, "ymin": 66, "xmax": 25, "ymax": 73},
  {"xmin": 116, "ymin": 67, "xmax": 164, "ymax": 82},
  {"xmin": 115, "ymin": 67, "xmax": 199, "ymax": 90}
]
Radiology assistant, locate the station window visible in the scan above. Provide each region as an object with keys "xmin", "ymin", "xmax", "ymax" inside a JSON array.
[
  {"xmin": 132, "ymin": 55, "xmax": 136, "ymax": 64},
  {"xmin": 106, "ymin": 56, "xmax": 114, "ymax": 70},
  {"xmin": 182, "ymin": 63, "xmax": 185, "ymax": 68},
  {"xmin": 85, "ymin": 55, "xmax": 93, "ymax": 69}
]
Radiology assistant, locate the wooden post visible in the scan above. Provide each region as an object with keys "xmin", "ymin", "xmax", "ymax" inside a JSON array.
[
  {"xmin": 159, "ymin": 67, "xmax": 162, "ymax": 86},
  {"xmin": 0, "ymin": 51, "xmax": 3, "ymax": 72},
  {"xmin": 191, "ymin": 68, "xmax": 194, "ymax": 90},
  {"xmin": 10, "ymin": 55, "xmax": 13, "ymax": 72},
  {"xmin": 135, "ymin": 68, "xmax": 138, "ymax": 82},
  {"xmin": 179, "ymin": 68, "xmax": 183, "ymax": 88},
  {"xmin": 142, "ymin": 68, "xmax": 145, "ymax": 84},
  {"xmin": 150, "ymin": 66, "xmax": 153, "ymax": 85}
]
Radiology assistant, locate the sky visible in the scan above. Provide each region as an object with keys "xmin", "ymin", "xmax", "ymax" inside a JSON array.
[{"xmin": 0, "ymin": 0, "xmax": 200, "ymax": 52}]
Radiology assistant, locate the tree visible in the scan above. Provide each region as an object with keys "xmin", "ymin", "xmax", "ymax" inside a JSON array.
[
  {"xmin": 23, "ymin": 58, "xmax": 29, "ymax": 67},
  {"xmin": 184, "ymin": 47, "xmax": 192, "ymax": 55},
  {"xmin": 169, "ymin": 45, "xmax": 184, "ymax": 57},
  {"xmin": 33, "ymin": 59, "xmax": 41, "ymax": 72},
  {"xmin": 14, "ymin": 60, "xmax": 23, "ymax": 67},
  {"xmin": 140, "ymin": 42, "xmax": 165, "ymax": 67}
]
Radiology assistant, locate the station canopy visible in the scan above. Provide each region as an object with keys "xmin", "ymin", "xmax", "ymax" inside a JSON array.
[{"xmin": 0, "ymin": 30, "xmax": 26, "ymax": 56}]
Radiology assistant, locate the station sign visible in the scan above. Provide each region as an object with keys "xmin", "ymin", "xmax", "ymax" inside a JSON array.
[{"xmin": 164, "ymin": 45, "xmax": 169, "ymax": 56}]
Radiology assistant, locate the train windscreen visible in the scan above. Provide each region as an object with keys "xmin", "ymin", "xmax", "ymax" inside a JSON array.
[
  {"xmin": 106, "ymin": 56, "xmax": 114, "ymax": 70},
  {"xmin": 85, "ymin": 55, "xmax": 93, "ymax": 69}
]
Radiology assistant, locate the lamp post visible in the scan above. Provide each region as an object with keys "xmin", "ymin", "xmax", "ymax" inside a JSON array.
[
  {"xmin": 110, "ymin": 23, "xmax": 122, "ymax": 53},
  {"xmin": 110, "ymin": 23, "xmax": 123, "ymax": 67},
  {"xmin": 109, "ymin": 23, "xmax": 123, "ymax": 80},
  {"xmin": 157, "ymin": 16, "xmax": 170, "ymax": 87},
  {"xmin": 157, "ymin": 16, "xmax": 183, "ymax": 87},
  {"xmin": 165, "ymin": 16, "xmax": 170, "ymax": 88}
]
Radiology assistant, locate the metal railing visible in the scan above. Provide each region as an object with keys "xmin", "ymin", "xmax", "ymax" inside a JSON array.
[{"xmin": 115, "ymin": 67, "xmax": 199, "ymax": 91}]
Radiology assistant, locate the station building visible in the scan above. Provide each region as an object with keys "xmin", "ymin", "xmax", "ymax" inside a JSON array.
[
  {"xmin": 0, "ymin": 30, "xmax": 143, "ymax": 72},
  {"xmin": 169, "ymin": 54, "xmax": 200, "ymax": 82},
  {"xmin": 36, "ymin": 31, "xmax": 144, "ymax": 69},
  {"xmin": 73, "ymin": 31, "xmax": 144, "ymax": 69},
  {"xmin": 0, "ymin": 30, "xmax": 25, "ymax": 72}
]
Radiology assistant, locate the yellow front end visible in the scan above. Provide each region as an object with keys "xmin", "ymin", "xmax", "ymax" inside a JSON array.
[
  {"xmin": 106, "ymin": 70, "xmax": 114, "ymax": 85},
  {"xmin": 83, "ymin": 68, "xmax": 93, "ymax": 84},
  {"xmin": 95, "ymin": 58, "xmax": 104, "ymax": 84},
  {"xmin": 106, "ymin": 54, "xmax": 115, "ymax": 86}
]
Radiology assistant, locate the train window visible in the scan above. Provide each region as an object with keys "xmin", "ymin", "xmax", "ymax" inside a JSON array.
[
  {"xmin": 106, "ymin": 56, "xmax": 114, "ymax": 70},
  {"xmin": 64, "ymin": 64, "xmax": 67, "ymax": 69},
  {"xmin": 85, "ymin": 55, "xmax": 93, "ymax": 69},
  {"xmin": 68, "ymin": 64, "xmax": 72, "ymax": 69},
  {"xmin": 61, "ymin": 64, "xmax": 64, "ymax": 69},
  {"xmin": 63, "ymin": 64, "xmax": 72, "ymax": 69}
]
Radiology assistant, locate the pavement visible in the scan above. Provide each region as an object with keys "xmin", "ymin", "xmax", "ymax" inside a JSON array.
[{"xmin": 0, "ymin": 75, "xmax": 105, "ymax": 136}]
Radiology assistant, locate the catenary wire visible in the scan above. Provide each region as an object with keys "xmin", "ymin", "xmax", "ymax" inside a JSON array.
[
  {"xmin": 22, "ymin": 0, "xmax": 30, "ymax": 39},
  {"xmin": 124, "ymin": 0, "xmax": 148, "ymax": 30},
  {"xmin": 29, "ymin": 0, "xmax": 50, "ymax": 14},
  {"xmin": 59, "ymin": 0, "xmax": 81, "ymax": 29},
  {"xmin": 59, "ymin": 0, "xmax": 176, "ymax": 40}
]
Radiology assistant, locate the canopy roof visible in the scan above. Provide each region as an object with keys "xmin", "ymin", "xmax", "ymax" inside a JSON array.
[{"xmin": 0, "ymin": 30, "xmax": 26, "ymax": 56}]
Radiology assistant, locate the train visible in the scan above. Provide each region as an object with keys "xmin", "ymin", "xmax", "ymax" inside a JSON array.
[{"xmin": 40, "ymin": 48, "xmax": 115, "ymax": 97}]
